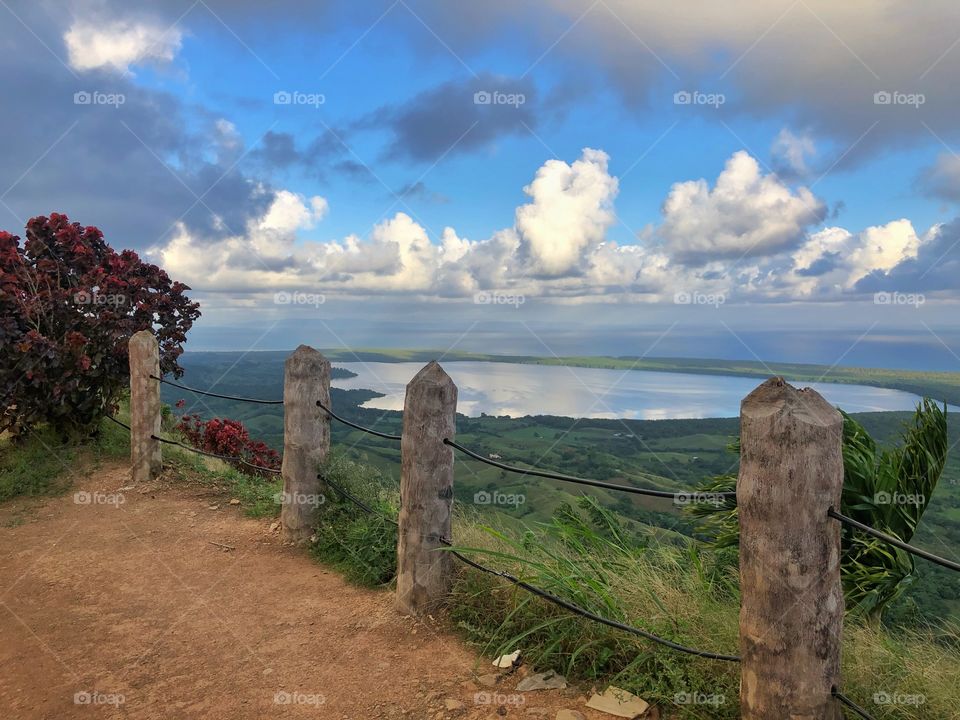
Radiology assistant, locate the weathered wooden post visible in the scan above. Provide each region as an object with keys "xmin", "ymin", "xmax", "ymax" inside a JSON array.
[
  {"xmin": 129, "ymin": 330, "xmax": 162, "ymax": 483},
  {"xmin": 738, "ymin": 377, "xmax": 844, "ymax": 719},
  {"xmin": 396, "ymin": 361, "xmax": 457, "ymax": 615},
  {"xmin": 280, "ymin": 345, "xmax": 330, "ymax": 545}
]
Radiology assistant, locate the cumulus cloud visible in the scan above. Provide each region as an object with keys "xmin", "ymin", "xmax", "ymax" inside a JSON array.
[
  {"xmin": 149, "ymin": 147, "xmax": 948, "ymax": 305},
  {"xmin": 656, "ymin": 151, "xmax": 826, "ymax": 264},
  {"xmin": 64, "ymin": 20, "xmax": 182, "ymax": 73},
  {"xmin": 515, "ymin": 148, "xmax": 618, "ymax": 276}
]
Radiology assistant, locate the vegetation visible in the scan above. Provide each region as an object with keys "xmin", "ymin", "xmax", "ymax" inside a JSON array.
[
  {"xmin": 689, "ymin": 401, "xmax": 950, "ymax": 622},
  {"xmin": 0, "ymin": 213, "xmax": 200, "ymax": 438},
  {"xmin": 300, "ymin": 458, "xmax": 960, "ymax": 719},
  {"xmin": 175, "ymin": 411, "xmax": 281, "ymax": 476}
]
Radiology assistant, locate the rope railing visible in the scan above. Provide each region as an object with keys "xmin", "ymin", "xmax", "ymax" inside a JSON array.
[
  {"xmin": 444, "ymin": 438, "xmax": 736, "ymax": 502},
  {"xmin": 832, "ymin": 687, "xmax": 877, "ymax": 720},
  {"xmin": 104, "ymin": 415, "xmax": 131, "ymax": 431},
  {"xmin": 150, "ymin": 374, "xmax": 284, "ymax": 404},
  {"xmin": 828, "ymin": 507, "xmax": 960, "ymax": 573},
  {"xmin": 317, "ymin": 401, "xmax": 402, "ymax": 441},
  {"xmin": 319, "ymin": 473, "xmax": 740, "ymax": 663}
]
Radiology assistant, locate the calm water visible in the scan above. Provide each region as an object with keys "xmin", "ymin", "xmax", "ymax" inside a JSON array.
[{"xmin": 333, "ymin": 361, "xmax": 948, "ymax": 419}]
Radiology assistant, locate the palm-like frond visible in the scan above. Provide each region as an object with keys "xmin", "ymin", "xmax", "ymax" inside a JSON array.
[{"xmin": 690, "ymin": 399, "xmax": 948, "ymax": 621}]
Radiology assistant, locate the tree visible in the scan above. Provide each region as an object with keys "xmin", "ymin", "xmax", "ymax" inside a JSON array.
[{"xmin": 0, "ymin": 213, "xmax": 200, "ymax": 437}]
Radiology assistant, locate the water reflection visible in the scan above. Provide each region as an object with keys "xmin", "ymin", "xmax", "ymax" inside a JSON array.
[{"xmin": 333, "ymin": 361, "xmax": 949, "ymax": 419}]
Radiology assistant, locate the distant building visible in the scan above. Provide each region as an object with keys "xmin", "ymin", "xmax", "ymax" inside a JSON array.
[{"xmin": 489, "ymin": 453, "xmax": 502, "ymax": 460}]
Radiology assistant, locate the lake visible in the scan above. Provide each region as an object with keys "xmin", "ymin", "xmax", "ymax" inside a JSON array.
[{"xmin": 333, "ymin": 361, "xmax": 947, "ymax": 419}]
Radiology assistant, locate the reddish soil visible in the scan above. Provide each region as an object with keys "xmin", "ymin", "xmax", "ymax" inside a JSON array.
[{"xmin": 0, "ymin": 464, "xmax": 627, "ymax": 720}]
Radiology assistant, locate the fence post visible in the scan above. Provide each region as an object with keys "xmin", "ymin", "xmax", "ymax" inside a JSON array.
[
  {"xmin": 738, "ymin": 377, "xmax": 844, "ymax": 719},
  {"xmin": 280, "ymin": 345, "xmax": 330, "ymax": 545},
  {"xmin": 128, "ymin": 330, "xmax": 162, "ymax": 483},
  {"xmin": 396, "ymin": 361, "xmax": 457, "ymax": 616}
]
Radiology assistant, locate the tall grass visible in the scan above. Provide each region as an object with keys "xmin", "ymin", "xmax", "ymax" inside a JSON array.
[
  {"xmin": 306, "ymin": 461, "xmax": 960, "ymax": 718},
  {"xmin": 310, "ymin": 453, "xmax": 399, "ymax": 586}
]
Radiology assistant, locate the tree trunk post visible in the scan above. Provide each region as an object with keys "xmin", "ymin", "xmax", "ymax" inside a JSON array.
[
  {"xmin": 280, "ymin": 345, "xmax": 330, "ymax": 545},
  {"xmin": 128, "ymin": 330, "xmax": 162, "ymax": 483},
  {"xmin": 396, "ymin": 361, "xmax": 457, "ymax": 616},
  {"xmin": 738, "ymin": 377, "xmax": 845, "ymax": 720}
]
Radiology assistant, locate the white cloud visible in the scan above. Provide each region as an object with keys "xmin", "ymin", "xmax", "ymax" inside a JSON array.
[
  {"xmin": 64, "ymin": 20, "xmax": 182, "ymax": 73},
  {"xmin": 656, "ymin": 151, "xmax": 826, "ymax": 263},
  {"xmin": 515, "ymin": 148, "xmax": 618, "ymax": 276},
  {"xmin": 149, "ymin": 149, "xmax": 938, "ymax": 305}
]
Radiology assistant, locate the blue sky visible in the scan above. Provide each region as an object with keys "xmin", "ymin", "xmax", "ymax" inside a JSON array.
[{"xmin": 1, "ymin": 1, "xmax": 959, "ymax": 367}]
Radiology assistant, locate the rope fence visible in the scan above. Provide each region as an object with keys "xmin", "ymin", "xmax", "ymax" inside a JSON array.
[
  {"xmin": 118, "ymin": 339, "xmax": 945, "ymax": 718},
  {"xmin": 832, "ymin": 687, "xmax": 877, "ymax": 720},
  {"xmin": 150, "ymin": 374, "xmax": 284, "ymax": 404},
  {"xmin": 445, "ymin": 437, "xmax": 736, "ymax": 502},
  {"xmin": 316, "ymin": 400, "xmax": 402, "ymax": 441},
  {"xmin": 318, "ymin": 473, "xmax": 741, "ymax": 663}
]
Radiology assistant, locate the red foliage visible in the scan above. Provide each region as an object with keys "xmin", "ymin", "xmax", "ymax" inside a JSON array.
[
  {"xmin": 0, "ymin": 214, "xmax": 201, "ymax": 436},
  {"xmin": 175, "ymin": 413, "xmax": 281, "ymax": 477}
]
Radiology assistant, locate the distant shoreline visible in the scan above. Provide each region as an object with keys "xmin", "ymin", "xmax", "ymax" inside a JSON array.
[{"xmin": 181, "ymin": 348, "xmax": 960, "ymax": 407}]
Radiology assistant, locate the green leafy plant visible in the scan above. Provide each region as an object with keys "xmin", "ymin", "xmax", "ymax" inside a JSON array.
[
  {"xmin": 688, "ymin": 400, "xmax": 948, "ymax": 621},
  {"xmin": 309, "ymin": 453, "xmax": 399, "ymax": 587}
]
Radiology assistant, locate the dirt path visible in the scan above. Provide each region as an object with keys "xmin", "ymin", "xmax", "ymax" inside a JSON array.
[{"xmin": 0, "ymin": 464, "xmax": 620, "ymax": 720}]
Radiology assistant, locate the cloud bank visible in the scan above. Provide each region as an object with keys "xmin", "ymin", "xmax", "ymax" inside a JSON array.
[{"xmin": 151, "ymin": 147, "xmax": 950, "ymax": 304}]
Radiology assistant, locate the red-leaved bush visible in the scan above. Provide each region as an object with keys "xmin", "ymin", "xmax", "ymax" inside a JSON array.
[
  {"xmin": 0, "ymin": 213, "xmax": 201, "ymax": 437},
  {"xmin": 175, "ymin": 413, "xmax": 281, "ymax": 477}
]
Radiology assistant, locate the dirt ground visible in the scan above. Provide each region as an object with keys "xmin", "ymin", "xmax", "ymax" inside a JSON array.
[{"xmin": 0, "ymin": 463, "xmax": 638, "ymax": 720}]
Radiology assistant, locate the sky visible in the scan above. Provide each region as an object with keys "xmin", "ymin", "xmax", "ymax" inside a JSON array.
[{"xmin": 1, "ymin": 0, "xmax": 959, "ymax": 369}]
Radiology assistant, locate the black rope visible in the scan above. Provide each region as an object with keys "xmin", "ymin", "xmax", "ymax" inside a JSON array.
[
  {"xmin": 150, "ymin": 434, "xmax": 282, "ymax": 475},
  {"xmin": 439, "ymin": 539, "xmax": 740, "ymax": 662},
  {"xmin": 104, "ymin": 415, "xmax": 131, "ymax": 430},
  {"xmin": 317, "ymin": 401, "xmax": 402, "ymax": 441},
  {"xmin": 321, "ymin": 473, "xmax": 398, "ymax": 525},
  {"xmin": 444, "ymin": 439, "xmax": 736, "ymax": 502},
  {"xmin": 150, "ymin": 375, "xmax": 283, "ymax": 405},
  {"xmin": 317, "ymin": 468, "xmax": 738, "ymax": 662},
  {"xmin": 828, "ymin": 508, "xmax": 960, "ymax": 573},
  {"xmin": 832, "ymin": 687, "xmax": 877, "ymax": 720}
]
